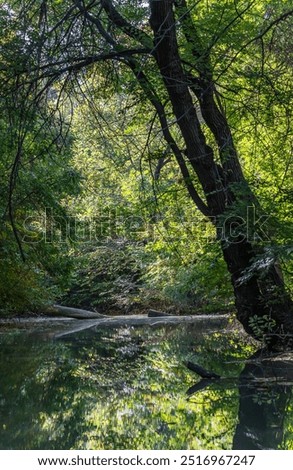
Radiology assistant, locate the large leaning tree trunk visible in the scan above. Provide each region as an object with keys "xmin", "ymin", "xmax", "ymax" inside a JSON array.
[{"xmin": 147, "ymin": 0, "xmax": 293, "ymax": 344}]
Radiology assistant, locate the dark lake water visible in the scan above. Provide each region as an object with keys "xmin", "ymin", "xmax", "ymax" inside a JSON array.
[{"xmin": 0, "ymin": 318, "xmax": 293, "ymax": 450}]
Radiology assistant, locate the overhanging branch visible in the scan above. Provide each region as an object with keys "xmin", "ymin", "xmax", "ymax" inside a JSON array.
[
  {"xmin": 11, "ymin": 49, "xmax": 151, "ymax": 83},
  {"xmin": 125, "ymin": 61, "xmax": 211, "ymax": 218},
  {"xmin": 100, "ymin": 0, "xmax": 153, "ymax": 49}
]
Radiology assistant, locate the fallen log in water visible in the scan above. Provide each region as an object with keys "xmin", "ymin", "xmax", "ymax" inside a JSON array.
[
  {"xmin": 53, "ymin": 313, "xmax": 229, "ymax": 338},
  {"xmin": 48, "ymin": 304, "xmax": 108, "ymax": 319},
  {"xmin": 148, "ymin": 309, "xmax": 173, "ymax": 317}
]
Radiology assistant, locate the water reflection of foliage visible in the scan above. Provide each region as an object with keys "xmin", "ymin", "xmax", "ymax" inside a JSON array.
[
  {"xmin": 78, "ymin": 326, "xmax": 242, "ymax": 449},
  {"xmin": 0, "ymin": 324, "xmax": 293, "ymax": 449}
]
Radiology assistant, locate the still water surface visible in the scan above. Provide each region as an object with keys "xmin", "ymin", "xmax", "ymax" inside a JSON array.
[{"xmin": 0, "ymin": 319, "xmax": 292, "ymax": 449}]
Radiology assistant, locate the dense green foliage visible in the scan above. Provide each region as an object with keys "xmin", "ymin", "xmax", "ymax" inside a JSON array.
[
  {"xmin": 0, "ymin": 0, "xmax": 292, "ymax": 317},
  {"xmin": 0, "ymin": 77, "xmax": 78, "ymax": 312}
]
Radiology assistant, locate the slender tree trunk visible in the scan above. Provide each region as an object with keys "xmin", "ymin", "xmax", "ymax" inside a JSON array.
[{"xmin": 149, "ymin": 0, "xmax": 293, "ymax": 344}]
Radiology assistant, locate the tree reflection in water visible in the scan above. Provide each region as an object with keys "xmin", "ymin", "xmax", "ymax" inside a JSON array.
[
  {"xmin": 187, "ymin": 349, "xmax": 293, "ymax": 450},
  {"xmin": 233, "ymin": 350, "xmax": 293, "ymax": 449},
  {"xmin": 0, "ymin": 322, "xmax": 293, "ymax": 449}
]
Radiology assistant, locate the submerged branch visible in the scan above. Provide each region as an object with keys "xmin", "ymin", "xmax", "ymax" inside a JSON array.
[{"xmin": 185, "ymin": 361, "xmax": 221, "ymax": 379}]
